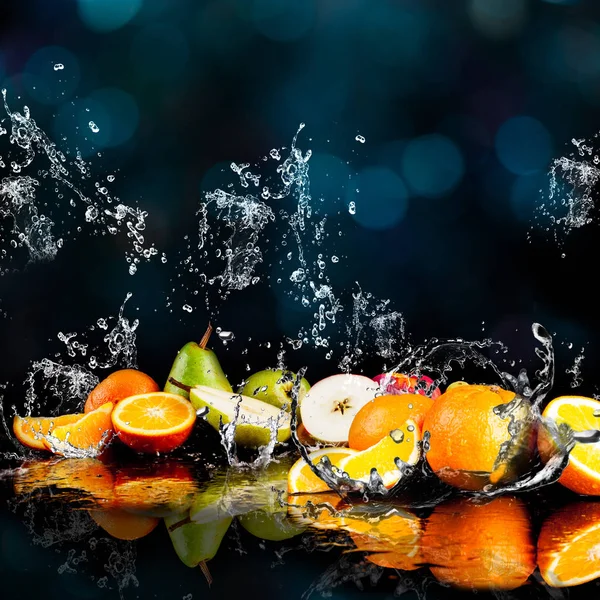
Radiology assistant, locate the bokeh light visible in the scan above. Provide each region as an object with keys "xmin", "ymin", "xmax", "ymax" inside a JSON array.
[
  {"xmin": 130, "ymin": 25, "xmax": 190, "ymax": 84},
  {"xmin": 467, "ymin": 0, "xmax": 528, "ymax": 40},
  {"xmin": 77, "ymin": 0, "xmax": 143, "ymax": 32},
  {"xmin": 348, "ymin": 167, "xmax": 408, "ymax": 230},
  {"xmin": 495, "ymin": 116, "xmax": 552, "ymax": 175},
  {"xmin": 196, "ymin": 2, "xmax": 255, "ymax": 55},
  {"xmin": 401, "ymin": 134, "xmax": 465, "ymax": 197},
  {"xmin": 23, "ymin": 46, "xmax": 80, "ymax": 105},
  {"xmin": 251, "ymin": 0, "xmax": 316, "ymax": 42}
]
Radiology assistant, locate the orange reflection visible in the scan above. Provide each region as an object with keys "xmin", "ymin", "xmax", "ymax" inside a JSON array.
[
  {"xmin": 13, "ymin": 458, "xmax": 115, "ymax": 506},
  {"xmin": 88, "ymin": 508, "xmax": 159, "ymax": 540},
  {"xmin": 422, "ymin": 496, "xmax": 535, "ymax": 590},
  {"xmin": 538, "ymin": 502, "xmax": 600, "ymax": 587},
  {"xmin": 114, "ymin": 461, "xmax": 198, "ymax": 517}
]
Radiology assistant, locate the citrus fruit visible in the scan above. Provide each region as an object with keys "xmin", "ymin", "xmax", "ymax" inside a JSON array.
[
  {"xmin": 423, "ymin": 384, "xmax": 536, "ymax": 491},
  {"xmin": 43, "ymin": 403, "xmax": 114, "ymax": 457},
  {"xmin": 345, "ymin": 509, "xmax": 423, "ymax": 571},
  {"xmin": 114, "ymin": 461, "xmax": 198, "ymax": 517},
  {"xmin": 13, "ymin": 413, "xmax": 84, "ymax": 451},
  {"xmin": 537, "ymin": 395, "xmax": 600, "ymax": 496},
  {"xmin": 338, "ymin": 420, "xmax": 420, "ymax": 488},
  {"xmin": 84, "ymin": 369, "xmax": 159, "ymax": 413},
  {"xmin": 13, "ymin": 457, "xmax": 115, "ymax": 505},
  {"xmin": 88, "ymin": 508, "xmax": 159, "ymax": 540},
  {"xmin": 288, "ymin": 447, "xmax": 357, "ymax": 494},
  {"xmin": 111, "ymin": 392, "xmax": 196, "ymax": 453},
  {"xmin": 348, "ymin": 394, "xmax": 433, "ymax": 451},
  {"xmin": 538, "ymin": 501, "xmax": 600, "ymax": 587},
  {"xmin": 286, "ymin": 492, "xmax": 346, "ymax": 529},
  {"xmin": 423, "ymin": 496, "xmax": 535, "ymax": 590}
]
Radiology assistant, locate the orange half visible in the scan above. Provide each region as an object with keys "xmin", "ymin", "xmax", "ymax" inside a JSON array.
[
  {"xmin": 43, "ymin": 403, "xmax": 114, "ymax": 457},
  {"xmin": 111, "ymin": 392, "xmax": 196, "ymax": 453},
  {"xmin": 288, "ymin": 447, "xmax": 358, "ymax": 494},
  {"xmin": 13, "ymin": 413, "xmax": 84, "ymax": 451},
  {"xmin": 338, "ymin": 420, "xmax": 420, "ymax": 488}
]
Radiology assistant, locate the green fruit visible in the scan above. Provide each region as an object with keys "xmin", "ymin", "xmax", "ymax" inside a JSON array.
[
  {"xmin": 190, "ymin": 385, "xmax": 291, "ymax": 448},
  {"xmin": 165, "ymin": 512, "xmax": 232, "ymax": 568},
  {"xmin": 239, "ymin": 369, "xmax": 310, "ymax": 419},
  {"xmin": 238, "ymin": 508, "xmax": 306, "ymax": 542},
  {"xmin": 164, "ymin": 326, "xmax": 232, "ymax": 399},
  {"xmin": 190, "ymin": 459, "xmax": 293, "ymax": 524}
]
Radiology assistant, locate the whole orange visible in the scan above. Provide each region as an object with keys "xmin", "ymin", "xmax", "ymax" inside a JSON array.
[
  {"xmin": 423, "ymin": 496, "xmax": 535, "ymax": 590},
  {"xmin": 84, "ymin": 369, "xmax": 159, "ymax": 413},
  {"xmin": 422, "ymin": 384, "xmax": 536, "ymax": 490},
  {"xmin": 348, "ymin": 393, "xmax": 433, "ymax": 451}
]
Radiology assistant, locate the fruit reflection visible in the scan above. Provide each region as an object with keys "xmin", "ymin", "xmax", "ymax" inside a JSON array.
[
  {"xmin": 114, "ymin": 461, "xmax": 198, "ymax": 517},
  {"xmin": 13, "ymin": 458, "xmax": 115, "ymax": 505},
  {"xmin": 88, "ymin": 508, "xmax": 159, "ymax": 540},
  {"xmin": 422, "ymin": 496, "xmax": 535, "ymax": 590},
  {"xmin": 538, "ymin": 501, "xmax": 600, "ymax": 587}
]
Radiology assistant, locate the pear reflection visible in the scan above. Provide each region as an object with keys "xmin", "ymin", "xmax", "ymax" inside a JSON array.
[
  {"xmin": 422, "ymin": 495, "xmax": 536, "ymax": 591},
  {"xmin": 538, "ymin": 501, "xmax": 600, "ymax": 588}
]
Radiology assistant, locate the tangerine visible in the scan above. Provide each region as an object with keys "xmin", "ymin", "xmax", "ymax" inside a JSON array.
[{"xmin": 84, "ymin": 369, "xmax": 159, "ymax": 413}]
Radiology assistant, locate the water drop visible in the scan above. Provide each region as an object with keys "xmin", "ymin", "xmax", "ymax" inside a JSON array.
[
  {"xmin": 355, "ymin": 135, "xmax": 366, "ymax": 143},
  {"xmin": 218, "ymin": 330, "xmax": 235, "ymax": 342},
  {"xmin": 390, "ymin": 429, "xmax": 404, "ymax": 443},
  {"xmin": 331, "ymin": 255, "xmax": 339, "ymax": 263},
  {"xmin": 53, "ymin": 63, "xmax": 64, "ymax": 71},
  {"xmin": 182, "ymin": 304, "xmax": 193, "ymax": 313},
  {"xmin": 88, "ymin": 121, "xmax": 99, "ymax": 133},
  {"xmin": 348, "ymin": 201, "xmax": 356, "ymax": 215}
]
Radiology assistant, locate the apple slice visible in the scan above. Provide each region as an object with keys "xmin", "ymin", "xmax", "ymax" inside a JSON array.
[
  {"xmin": 190, "ymin": 386, "xmax": 291, "ymax": 448},
  {"xmin": 300, "ymin": 374, "xmax": 378, "ymax": 444}
]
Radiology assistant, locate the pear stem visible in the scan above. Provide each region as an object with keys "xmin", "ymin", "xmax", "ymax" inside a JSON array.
[
  {"xmin": 199, "ymin": 561, "xmax": 213, "ymax": 586},
  {"xmin": 199, "ymin": 323, "xmax": 213, "ymax": 349},
  {"xmin": 168, "ymin": 377, "xmax": 192, "ymax": 393},
  {"xmin": 167, "ymin": 515, "xmax": 192, "ymax": 532}
]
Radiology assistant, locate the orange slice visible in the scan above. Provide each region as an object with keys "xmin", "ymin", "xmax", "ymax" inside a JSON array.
[
  {"xmin": 338, "ymin": 420, "xmax": 420, "ymax": 488},
  {"xmin": 288, "ymin": 447, "xmax": 358, "ymax": 494},
  {"xmin": 538, "ymin": 396, "xmax": 600, "ymax": 496},
  {"xmin": 111, "ymin": 392, "xmax": 196, "ymax": 454},
  {"xmin": 43, "ymin": 403, "xmax": 114, "ymax": 457},
  {"xmin": 13, "ymin": 413, "xmax": 84, "ymax": 451},
  {"xmin": 538, "ymin": 502, "xmax": 600, "ymax": 587},
  {"xmin": 88, "ymin": 508, "xmax": 159, "ymax": 540}
]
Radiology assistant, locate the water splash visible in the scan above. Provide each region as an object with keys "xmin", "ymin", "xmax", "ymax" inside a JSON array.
[{"xmin": 0, "ymin": 90, "xmax": 157, "ymax": 279}]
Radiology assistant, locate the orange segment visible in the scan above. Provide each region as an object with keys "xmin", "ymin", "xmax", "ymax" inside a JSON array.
[
  {"xmin": 338, "ymin": 420, "xmax": 420, "ymax": 488},
  {"xmin": 88, "ymin": 508, "xmax": 159, "ymax": 540},
  {"xmin": 538, "ymin": 502, "xmax": 600, "ymax": 587},
  {"xmin": 43, "ymin": 403, "xmax": 114, "ymax": 457},
  {"xmin": 538, "ymin": 396, "xmax": 600, "ymax": 496},
  {"xmin": 13, "ymin": 413, "xmax": 84, "ymax": 451},
  {"xmin": 111, "ymin": 392, "xmax": 196, "ymax": 454},
  {"xmin": 287, "ymin": 448, "xmax": 358, "ymax": 494},
  {"xmin": 348, "ymin": 394, "xmax": 433, "ymax": 451}
]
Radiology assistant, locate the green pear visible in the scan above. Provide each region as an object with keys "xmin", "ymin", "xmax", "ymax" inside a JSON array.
[
  {"xmin": 238, "ymin": 507, "xmax": 306, "ymax": 542},
  {"xmin": 189, "ymin": 385, "xmax": 291, "ymax": 448},
  {"xmin": 165, "ymin": 512, "xmax": 232, "ymax": 574},
  {"xmin": 164, "ymin": 324, "xmax": 232, "ymax": 399},
  {"xmin": 239, "ymin": 369, "xmax": 310, "ymax": 419}
]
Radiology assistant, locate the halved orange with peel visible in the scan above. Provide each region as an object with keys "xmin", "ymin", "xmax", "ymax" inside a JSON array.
[
  {"xmin": 13, "ymin": 413, "xmax": 84, "ymax": 451},
  {"xmin": 88, "ymin": 508, "xmax": 159, "ymax": 540},
  {"xmin": 538, "ymin": 501, "xmax": 600, "ymax": 587},
  {"xmin": 43, "ymin": 403, "xmax": 114, "ymax": 457},
  {"xmin": 538, "ymin": 396, "xmax": 600, "ymax": 496},
  {"xmin": 111, "ymin": 392, "xmax": 196, "ymax": 454},
  {"xmin": 338, "ymin": 419, "xmax": 420, "ymax": 488},
  {"xmin": 288, "ymin": 447, "xmax": 358, "ymax": 494}
]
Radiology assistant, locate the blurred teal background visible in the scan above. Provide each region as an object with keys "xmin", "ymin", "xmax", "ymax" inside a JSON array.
[{"xmin": 1, "ymin": 2, "xmax": 600, "ymax": 598}]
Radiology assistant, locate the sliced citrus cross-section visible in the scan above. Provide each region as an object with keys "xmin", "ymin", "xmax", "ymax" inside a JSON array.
[
  {"xmin": 338, "ymin": 419, "xmax": 420, "ymax": 488},
  {"xmin": 43, "ymin": 403, "xmax": 114, "ymax": 457},
  {"xmin": 13, "ymin": 413, "xmax": 84, "ymax": 451},
  {"xmin": 111, "ymin": 392, "xmax": 196, "ymax": 454},
  {"xmin": 538, "ymin": 501, "xmax": 600, "ymax": 587},
  {"xmin": 538, "ymin": 395, "xmax": 600, "ymax": 496},
  {"xmin": 288, "ymin": 447, "xmax": 357, "ymax": 494}
]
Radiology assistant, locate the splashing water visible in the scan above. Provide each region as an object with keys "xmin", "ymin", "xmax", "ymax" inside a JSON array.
[{"xmin": 0, "ymin": 91, "xmax": 157, "ymax": 279}]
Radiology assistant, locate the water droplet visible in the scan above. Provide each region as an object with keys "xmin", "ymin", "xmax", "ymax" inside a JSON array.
[
  {"xmin": 182, "ymin": 304, "xmax": 193, "ymax": 313},
  {"xmin": 331, "ymin": 255, "xmax": 339, "ymax": 263},
  {"xmin": 407, "ymin": 424, "xmax": 415, "ymax": 432},
  {"xmin": 348, "ymin": 201, "xmax": 356, "ymax": 215},
  {"xmin": 107, "ymin": 175, "xmax": 115, "ymax": 182},
  {"xmin": 355, "ymin": 135, "xmax": 365, "ymax": 143},
  {"xmin": 390, "ymin": 429, "xmax": 404, "ymax": 443},
  {"xmin": 53, "ymin": 63, "xmax": 64, "ymax": 71},
  {"xmin": 218, "ymin": 330, "xmax": 235, "ymax": 342},
  {"xmin": 88, "ymin": 121, "xmax": 99, "ymax": 133}
]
